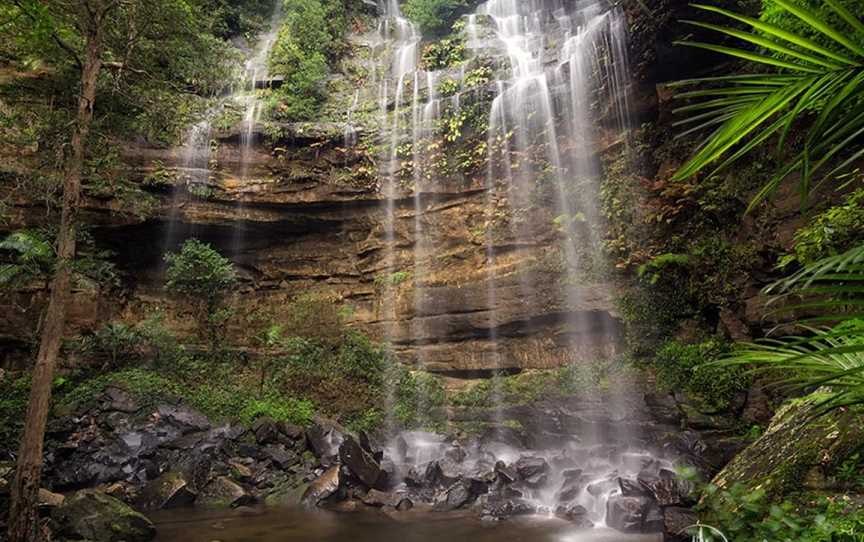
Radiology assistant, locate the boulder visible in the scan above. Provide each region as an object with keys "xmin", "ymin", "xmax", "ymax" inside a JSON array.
[
  {"xmin": 619, "ymin": 477, "xmax": 651, "ymax": 498},
  {"xmin": 663, "ymin": 506, "xmax": 699, "ymax": 542},
  {"xmin": 156, "ymin": 404, "xmax": 210, "ymax": 434},
  {"xmin": 262, "ymin": 444, "xmax": 296, "ymax": 469},
  {"xmin": 711, "ymin": 395, "xmax": 864, "ymax": 498},
  {"xmin": 639, "ymin": 475, "xmax": 694, "ymax": 507},
  {"xmin": 556, "ymin": 477, "xmax": 584, "ymax": 502},
  {"xmin": 435, "ymin": 482, "xmax": 472, "ymax": 511},
  {"xmin": 554, "ymin": 503, "xmax": 593, "ymax": 528},
  {"xmin": 514, "ymin": 456, "xmax": 548, "ymax": 480},
  {"xmin": 301, "ymin": 465, "xmax": 341, "ymax": 506},
  {"xmin": 52, "ymin": 490, "xmax": 155, "ymax": 542},
  {"xmin": 306, "ymin": 422, "xmax": 343, "ymax": 462},
  {"xmin": 199, "ymin": 476, "xmax": 254, "ymax": 508},
  {"xmin": 494, "ymin": 461, "xmax": 518, "ymax": 484},
  {"xmin": 339, "ymin": 435, "xmax": 384, "ymax": 489},
  {"xmin": 483, "ymin": 498, "xmax": 536, "ymax": 519},
  {"xmin": 38, "ymin": 488, "xmax": 65, "ymax": 508},
  {"xmin": 361, "ymin": 489, "xmax": 399, "ymax": 507},
  {"xmin": 605, "ymin": 495, "xmax": 648, "ymax": 533},
  {"xmin": 136, "ymin": 472, "xmax": 196, "ymax": 510},
  {"xmin": 253, "ymin": 418, "xmax": 280, "ymax": 445}
]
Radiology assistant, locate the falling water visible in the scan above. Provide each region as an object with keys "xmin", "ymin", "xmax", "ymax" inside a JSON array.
[
  {"xmin": 232, "ymin": 3, "xmax": 284, "ymax": 259},
  {"xmin": 476, "ymin": 0, "xmax": 638, "ymax": 524}
]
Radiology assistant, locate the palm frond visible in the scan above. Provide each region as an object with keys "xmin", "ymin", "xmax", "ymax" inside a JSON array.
[
  {"xmin": 670, "ymin": 1, "xmax": 864, "ymax": 210},
  {"xmin": 713, "ymin": 243, "xmax": 864, "ymax": 418}
]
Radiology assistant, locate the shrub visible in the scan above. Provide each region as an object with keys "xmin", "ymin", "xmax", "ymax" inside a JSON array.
[
  {"xmin": 421, "ymin": 37, "xmax": 466, "ymax": 70},
  {"xmin": 78, "ymin": 322, "xmax": 143, "ymax": 369},
  {"xmin": 780, "ymin": 187, "xmax": 864, "ymax": 268},
  {"xmin": 403, "ymin": 0, "xmax": 467, "ymax": 35},
  {"xmin": 164, "ymin": 239, "xmax": 238, "ymax": 353},
  {"xmin": 654, "ymin": 338, "xmax": 749, "ymax": 411}
]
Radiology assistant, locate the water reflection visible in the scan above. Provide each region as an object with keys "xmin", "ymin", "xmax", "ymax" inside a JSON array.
[{"xmin": 151, "ymin": 506, "xmax": 662, "ymax": 542}]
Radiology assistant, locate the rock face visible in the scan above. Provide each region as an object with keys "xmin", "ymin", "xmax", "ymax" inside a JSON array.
[{"xmin": 52, "ymin": 490, "xmax": 156, "ymax": 542}]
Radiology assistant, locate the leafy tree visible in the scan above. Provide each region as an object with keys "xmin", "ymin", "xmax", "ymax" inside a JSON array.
[
  {"xmin": 670, "ymin": 0, "xmax": 864, "ymax": 211},
  {"xmin": 0, "ymin": 231, "xmax": 54, "ymax": 287},
  {"xmin": 403, "ymin": 0, "xmax": 467, "ymax": 35},
  {"xmin": 0, "ymin": 3, "xmax": 266, "ymax": 538},
  {"xmin": 164, "ymin": 239, "xmax": 238, "ymax": 354}
]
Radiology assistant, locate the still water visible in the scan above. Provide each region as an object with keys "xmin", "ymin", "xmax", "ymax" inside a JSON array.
[{"xmin": 150, "ymin": 507, "xmax": 663, "ymax": 542}]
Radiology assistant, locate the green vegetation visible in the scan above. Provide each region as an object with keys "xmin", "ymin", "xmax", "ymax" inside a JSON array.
[
  {"xmin": 780, "ymin": 186, "xmax": 864, "ymax": 267},
  {"xmin": 421, "ymin": 37, "xmax": 466, "ymax": 70},
  {"xmin": 403, "ymin": 0, "xmax": 467, "ymax": 36},
  {"xmin": 696, "ymin": 482, "xmax": 864, "ymax": 542},
  {"xmin": 720, "ymin": 244, "xmax": 864, "ymax": 416},
  {"xmin": 374, "ymin": 271, "xmax": 412, "ymax": 287},
  {"xmin": 450, "ymin": 361, "xmax": 631, "ymax": 408},
  {"xmin": 653, "ymin": 338, "xmax": 750, "ymax": 411},
  {"xmin": 267, "ymin": 0, "xmax": 352, "ymax": 121},
  {"xmin": 671, "ymin": 0, "xmax": 864, "ymax": 211},
  {"xmin": 164, "ymin": 239, "xmax": 238, "ymax": 353}
]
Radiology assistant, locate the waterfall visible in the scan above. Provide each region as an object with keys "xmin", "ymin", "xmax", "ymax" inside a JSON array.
[
  {"xmin": 476, "ymin": 0, "xmax": 639, "ymax": 524},
  {"xmin": 232, "ymin": 2, "xmax": 284, "ymax": 259}
]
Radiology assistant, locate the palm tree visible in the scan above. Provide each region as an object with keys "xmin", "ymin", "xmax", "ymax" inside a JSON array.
[{"xmin": 670, "ymin": 0, "xmax": 864, "ymax": 212}]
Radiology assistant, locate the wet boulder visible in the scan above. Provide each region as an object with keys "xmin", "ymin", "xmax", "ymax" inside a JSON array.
[
  {"xmin": 424, "ymin": 459, "xmax": 460, "ymax": 488},
  {"xmin": 52, "ymin": 489, "xmax": 155, "ymax": 542},
  {"xmin": 253, "ymin": 417, "xmax": 280, "ymax": 445},
  {"xmin": 619, "ymin": 477, "xmax": 651, "ymax": 498},
  {"xmin": 136, "ymin": 472, "xmax": 196, "ymax": 510},
  {"xmin": 199, "ymin": 476, "xmax": 254, "ymax": 508},
  {"xmin": 606, "ymin": 495, "xmax": 663, "ymax": 533},
  {"xmin": 361, "ymin": 489, "xmax": 400, "ymax": 507},
  {"xmin": 554, "ymin": 503, "xmax": 593, "ymax": 528},
  {"xmin": 638, "ymin": 473, "xmax": 694, "ymax": 507},
  {"xmin": 494, "ymin": 460, "xmax": 518, "ymax": 484},
  {"xmin": 339, "ymin": 435, "xmax": 385, "ymax": 489},
  {"xmin": 555, "ymin": 477, "xmax": 584, "ymax": 502},
  {"xmin": 663, "ymin": 506, "xmax": 699, "ymax": 542},
  {"xmin": 156, "ymin": 404, "xmax": 210, "ymax": 435},
  {"xmin": 435, "ymin": 481, "xmax": 472, "ymax": 511},
  {"xmin": 262, "ymin": 444, "xmax": 296, "ymax": 469},
  {"xmin": 483, "ymin": 497, "xmax": 536, "ymax": 519},
  {"xmin": 515, "ymin": 456, "xmax": 549, "ymax": 480},
  {"xmin": 306, "ymin": 422, "xmax": 344, "ymax": 465},
  {"xmin": 301, "ymin": 465, "xmax": 341, "ymax": 506}
]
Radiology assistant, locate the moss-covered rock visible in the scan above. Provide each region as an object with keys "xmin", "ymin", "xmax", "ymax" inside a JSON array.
[
  {"xmin": 711, "ymin": 394, "xmax": 864, "ymax": 498},
  {"xmin": 51, "ymin": 489, "xmax": 155, "ymax": 542}
]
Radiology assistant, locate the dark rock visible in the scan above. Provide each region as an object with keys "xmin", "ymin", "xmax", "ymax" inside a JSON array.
[
  {"xmin": 237, "ymin": 442, "xmax": 260, "ymax": 459},
  {"xmin": 103, "ymin": 386, "xmax": 139, "ymax": 413},
  {"xmin": 305, "ymin": 422, "xmax": 343, "ymax": 461},
  {"xmin": 253, "ymin": 418, "xmax": 280, "ymax": 445},
  {"xmin": 301, "ymin": 465, "xmax": 341, "ymax": 506},
  {"xmin": 262, "ymin": 444, "xmax": 296, "ymax": 469},
  {"xmin": 523, "ymin": 472, "xmax": 548, "ymax": 488},
  {"xmin": 200, "ymin": 476, "xmax": 254, "ymax": 508},
  {"xmin": 643, "ymin": 502, "xmax": 665, "ymax": 533},
  {"xmin": 53, "ymin": 490, "xmax": 155, "ymax": 542},
  {"xmin": 664, "ymin": 506, "xmax": 699, "ymax": 542},
  {"xmin": 396, "ymin": 497, "xmax": 414, "ymax": 511},
  {"xmin": 562, "ymin": 468, "xmax": 583, "ymax": 480},
  {"xmin": 425, "ymin": 459, "xmax": 459, "ymax": 488},
  {"xmin": 484, "ymin": 498, "xmax": 536, "ymax": 519},
  {"xmin": 405, "ymin": 467, "xmax": 424, "ymax": 487},
  {"xmin": 137, "ymin": 472, "xmax": 196, "ymax": 510},
  {"xmin": 444, "ymin": 446, "xmax": 467, "ymax": 462},
  {"xmin": 361, "ymin": 489, "xmax": 399, "ymax": 507},
  {"xmin": 554, "ymin": 503, "xmax": 593, "ymax": 528},
  {"xmin": 156, "ymin": 405, "xmax": 210, "ymax": 434},
  {"xmin": 515, "ymin": 456, "xmax": 549, "ymax": 480},
  {"xmin": 494, "ymin": 461, "xmax": 517, "ymax": 484},
  {"xmin": 339, "ymin": 435, "xmax": 384, "ymax": 489},
  {"xmin": 619, "ymin": 477, "xmax": 651, "ymax": 498},
  {"xmin": 435, "ymin": 481, "xmax": 472, "ymax": 511},
  {"xmin": 556, "ymin": 477, "xmax": 584, "ymax": 502},
  {"xmin": 606, "ymin": 495, "xmax": 648, "ymax": 533},
  {"xmin": 278, "ymin": 422, "xmax": 305, "ymax": 441},
  {"xmin": 639, "ymin": 475, "xmax": 694, "ymax": 507}
]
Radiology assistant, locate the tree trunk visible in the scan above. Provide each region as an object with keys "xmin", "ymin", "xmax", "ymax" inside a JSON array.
[{"xmin": 6, "ymin": 14, "xmax": 105, "ymax": 542}]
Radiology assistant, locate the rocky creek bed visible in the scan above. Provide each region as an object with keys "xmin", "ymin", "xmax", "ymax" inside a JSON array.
[{"xmin": 0, "ymin": 384, "xmax": 736, "ymax": 542}]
